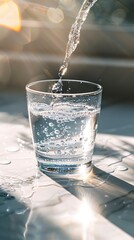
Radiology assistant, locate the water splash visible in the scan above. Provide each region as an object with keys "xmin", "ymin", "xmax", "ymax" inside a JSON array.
[{"xmin": 52, "ymin": 78, "xmax": 63, "ymax": 93}]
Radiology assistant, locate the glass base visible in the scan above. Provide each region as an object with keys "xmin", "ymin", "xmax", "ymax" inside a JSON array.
[{"xmin": 38, "ymin": 161, "xmax": 92, "ymax": 178}]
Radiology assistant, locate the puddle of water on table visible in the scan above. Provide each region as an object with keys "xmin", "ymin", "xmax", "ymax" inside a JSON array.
[
  {"xmin": 0, "ymin": 171, "xmax": 72, "ymax": 239},
  {"xmin": 96, "ymin": 163, "xmax": 128, "ymax": 174},
  {"xmin": 95, "ymin": 151, "xmax": 129, "ymax": 175},
  {"xmin": 0, "ymin": 168, "xmax": 127, "ymax": 240},
  {"xmin": 0, "ymin": 155, "xmax": 129, "ymax": 211},
  {"xmin": 0, "ymin": 170, "xmax": 60, "ymax": 216},
  {"xmin": 0, "ymin": 172, "xmax": 40, "ymax": 239},
  {"xmin": 0, "ymin": 167, "xmax": 103, "ymax": 218}
]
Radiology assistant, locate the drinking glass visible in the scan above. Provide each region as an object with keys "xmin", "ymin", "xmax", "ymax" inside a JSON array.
[{"xmin": 26, "ymin": 79, "xmax": 102, "ymax": 176}]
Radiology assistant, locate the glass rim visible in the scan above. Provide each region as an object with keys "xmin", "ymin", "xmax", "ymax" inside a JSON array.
[{"xmin": 26, "ymin": 79, "xmax": 102, "ymax": 96}]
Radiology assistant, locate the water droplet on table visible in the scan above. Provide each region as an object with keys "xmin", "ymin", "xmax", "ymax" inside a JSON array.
[
  {"xmin": 6, "ymin": 208, "xmax": 10, "ymax": 213},
  {"xmin": 6, "ymin": 143, "xmax": 20, "ymax": 152},
  {"xmin": 105, "ymin": 194, "xmax": 109, "ymax": 198},
  {"xmin": 116, "ymin": 165, "xmax": 128, "ymax": 172},
  {"xmin": 0, "ymin": 158, "xmax": 11, "ymax": 165}
]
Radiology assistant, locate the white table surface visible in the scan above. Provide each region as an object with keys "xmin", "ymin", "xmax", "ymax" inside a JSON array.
[{"xmin": 0, "ymin": 93, "xmax": 133, "ymax": 240}]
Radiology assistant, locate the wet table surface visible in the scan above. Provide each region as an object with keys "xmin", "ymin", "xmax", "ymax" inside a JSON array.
[{"xmin": 0, "ymin": 92, "xmax": 134, "ymax": 240}]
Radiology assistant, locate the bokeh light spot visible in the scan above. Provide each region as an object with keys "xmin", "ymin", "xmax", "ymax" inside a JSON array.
[
  {"xmin": 111, "ymin": 8, "xmax": 126, "ymax": 25},
  {"xmin": 0, "ymin": 0, "xmax": 21, "ymax": 31},
  {"xmin": 47, "ymin": 8, "xmax": 64, "ymax": 24}
]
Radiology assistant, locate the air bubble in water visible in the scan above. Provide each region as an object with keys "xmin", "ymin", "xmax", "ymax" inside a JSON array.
[
  {"xmin": 43, "ymin": 128, "xmax": 48, "ymax": 132},
  {"xmin": 54, "ymin": 130, "xmax": 60, "ymax": 135},
  {"xmin": 55, "ymin": 150, "xmax": 62, "ymax": 155},
  {"xmin": 49, "ymin": 122, "xmax": 54, "ymax": 127}
]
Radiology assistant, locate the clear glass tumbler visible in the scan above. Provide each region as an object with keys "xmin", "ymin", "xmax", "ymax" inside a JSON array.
[{"xmin": 26, "ymin": 79, "xmax": 102, "ymax": 176}]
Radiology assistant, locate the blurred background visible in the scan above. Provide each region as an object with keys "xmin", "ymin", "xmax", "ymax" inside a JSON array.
[{"xmin": 0, "ymin": 0, "xmax": 134, "ymax": 99}]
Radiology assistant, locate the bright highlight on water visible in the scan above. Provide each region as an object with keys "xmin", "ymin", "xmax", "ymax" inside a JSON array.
[{"xmin": 52, "ymin": 0, "xmax": 98, "ymax": 93}]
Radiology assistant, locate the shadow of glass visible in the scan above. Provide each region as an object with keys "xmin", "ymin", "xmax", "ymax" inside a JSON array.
[{"xmin": 0, "ymin": 188, "xmax": 73, "ymax": 240}]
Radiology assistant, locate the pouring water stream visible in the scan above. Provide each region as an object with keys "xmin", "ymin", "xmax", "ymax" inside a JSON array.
[{"xmin": 52, "ymin": 0, "xmax": 98, "ymax": 93}]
